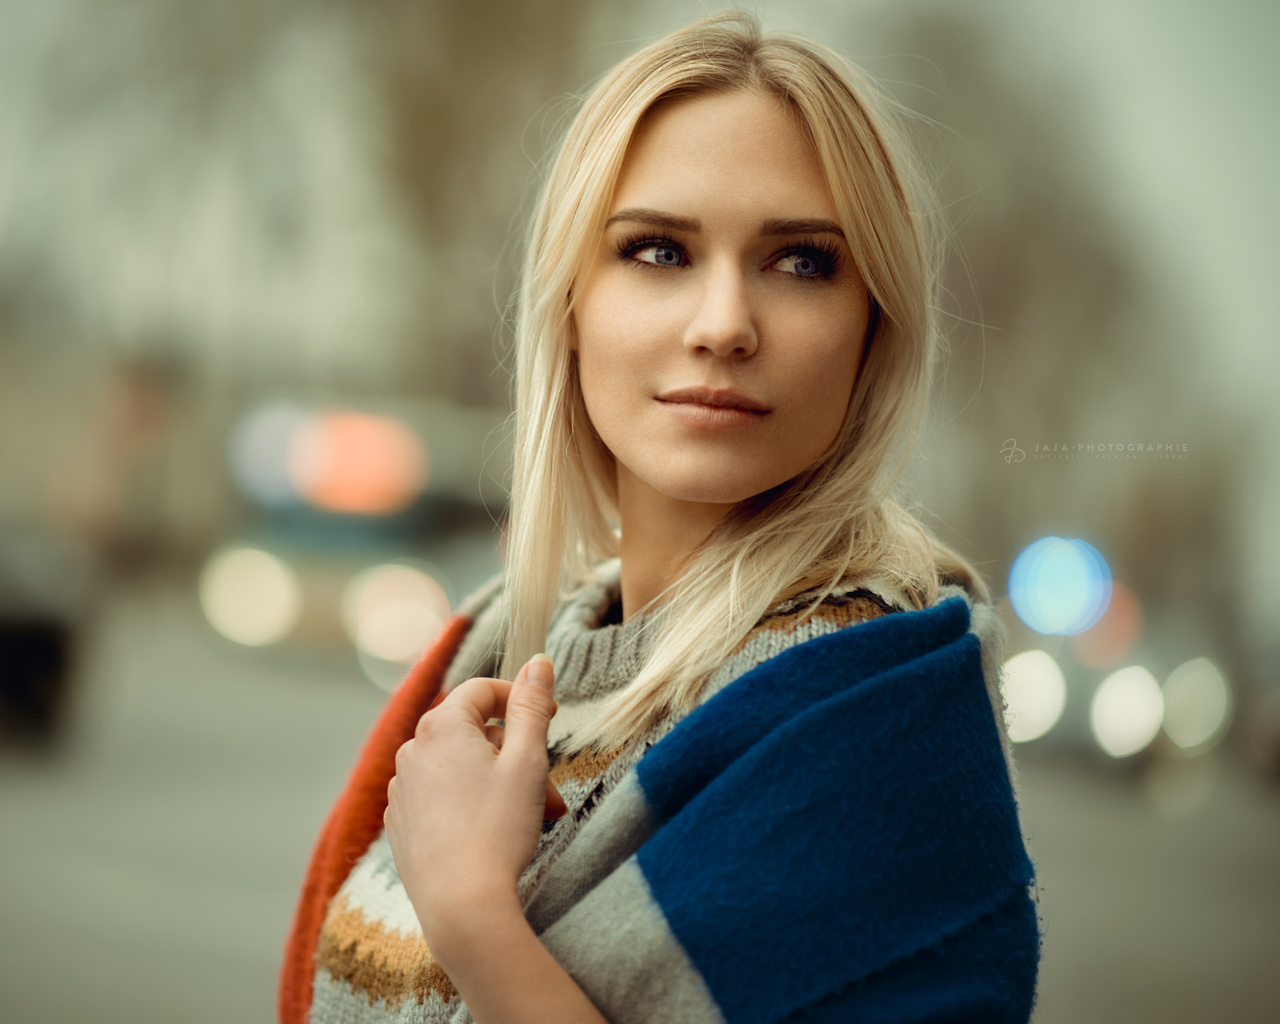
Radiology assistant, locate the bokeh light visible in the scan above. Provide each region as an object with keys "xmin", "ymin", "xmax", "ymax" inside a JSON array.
[
  {"xmin": 1162, "ymin": 658, "xmax": 1232, "ymax": 752},
  {"xmin": 1090, "ymin": 665, "xmax": 1164, "ymax": 758},
  {"xmin": 1001, "ymin": 649, "xmax": 1067, "ymax": 743},
  {"xmin": 341, "ymin": 563, "xmax": 451, "ymax": 688},
  {"xmin": 288, "ymin": 410, "xmax": 428, "ymax": 515},
  {"xmin": 226, "ymin": 402, "xmax": 309, "ymax": 507},
  {"xmin": 1008, "ymin": 536, "xmax": 1112, "ymax": 635},
  {"xmin": 199, "ymin": 546, "xmax": 301, "ymax": 646},
  {"xmin": 1070, "ymin": 580, "xmax": 1143, "ymax": 669}
]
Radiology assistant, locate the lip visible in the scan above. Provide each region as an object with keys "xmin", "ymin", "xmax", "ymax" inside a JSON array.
[{"xmin": 655, "ymin": 386, "xmax": 771, "ymax": 413}]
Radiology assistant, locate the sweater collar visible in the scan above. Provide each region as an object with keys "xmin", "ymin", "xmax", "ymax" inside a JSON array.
[{"xmin": 544, "ymin": 562, "xmax": 656, "ymax": 703}]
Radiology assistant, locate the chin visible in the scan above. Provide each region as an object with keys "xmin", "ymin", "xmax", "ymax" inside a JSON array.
[{"xmin": 657, "ymin": 474, "xmax": 785, "ymax": 507}]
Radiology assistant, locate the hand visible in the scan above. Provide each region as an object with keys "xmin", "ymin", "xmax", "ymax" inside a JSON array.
[{"xmin": 384, "ymin": 655, "xmax": 565, "ymax": 956}]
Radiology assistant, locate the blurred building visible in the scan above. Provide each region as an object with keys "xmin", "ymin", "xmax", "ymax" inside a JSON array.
[{"xmin": 0, "ymin": 1, "xmax": 1276, "ymax": 1022}]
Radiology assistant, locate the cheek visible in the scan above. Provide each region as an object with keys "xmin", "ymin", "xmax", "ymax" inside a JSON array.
[
  {"xmin": 571, "ymin": 322, "xmax": 630, "ymax": 456},
  {"xmin": 779, "ymin": 337, "xmax": 864, "ymax": 468},
  {"xmin": 788, "ymin": 371, "xmax": 856, "ymax": 464},
  {"xmin": 573, "ymin": 321, "xmax": 618, "ymax": 404},
  {"xmin": 576, "ymin": 268, "xmax": 691, "ymax": 353},
  {"xmin": 775, "ymin": 308, "xmax": 864, "ymax": 403},
  {"xmin": 574, "ymin": 292, "xmax": 667, "ymax": 396}
]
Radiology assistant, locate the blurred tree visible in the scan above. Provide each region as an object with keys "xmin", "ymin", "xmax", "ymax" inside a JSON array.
[
  {"xmin": 348, "ymin": 0, "xmax": 594, "ymax": 404},
  {"xmin": 873, "ymin": 7, "xmax": 1251, "ymax": 689},
  {"xmin": 0, "ymin": 0, "xmax": 592, "ymax": 399}
]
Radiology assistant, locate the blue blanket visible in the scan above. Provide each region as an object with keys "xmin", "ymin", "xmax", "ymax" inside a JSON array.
[{"xmin": 531, "ymin": 594, "xmax": 1040, "ymax": 1024}]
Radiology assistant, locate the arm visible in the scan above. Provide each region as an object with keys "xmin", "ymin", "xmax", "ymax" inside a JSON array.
[
  {"xmin": 430, "ymin": 884, "xmax": 611, "ymax": 1024},
  {"xmin": 384, "ymin": 655, "xmax": 610, "ymax": 1024}
]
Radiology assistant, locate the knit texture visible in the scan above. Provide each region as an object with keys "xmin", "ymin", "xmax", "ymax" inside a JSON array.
[
  {"xmin": 631, "ymin": 595, "xmax": 1036, "ymax": 1023},
  {"xmin": 281, "ymin": 569, "xmax": 1039, "ymax": 1024},
  {"xmin": 278, "ymin": 615, "xmax": 470, "ymax": 1024}
]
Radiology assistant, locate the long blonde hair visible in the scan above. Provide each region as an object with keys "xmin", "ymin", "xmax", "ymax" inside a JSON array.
[{"xmin": 503, "ymin": 11, "xmax": 985, "ymax": 751}]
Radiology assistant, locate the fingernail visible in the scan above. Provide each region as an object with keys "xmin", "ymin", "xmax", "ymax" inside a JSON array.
[{"xmin": 527, "ymin": 653, "xmax": 554, "ymax": 691}]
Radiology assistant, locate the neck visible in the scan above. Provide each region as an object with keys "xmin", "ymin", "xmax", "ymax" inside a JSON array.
[{"xmin": 616, "ymin": 469, "xmax": 732, "ymax": 620}]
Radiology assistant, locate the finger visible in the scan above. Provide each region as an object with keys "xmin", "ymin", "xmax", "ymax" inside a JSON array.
[
  {"xmin": 500, "ymin": 654, "xmax": 558, "ymax": 767},
  {"xmin": 433, "ymin": 676, "xmax": 514, "ymax": 729},
  {"xmin": 484, "ymin": 724, "xmax": 505, "ymax": 750},
  {"xmin": 544, "ymin": 777, "xmax": 567, "ymax": 820}
]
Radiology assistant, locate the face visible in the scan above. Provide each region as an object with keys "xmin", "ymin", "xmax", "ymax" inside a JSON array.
[{"xmin": 571, "ymin": 89, "xmax": 873, "ymax": 516}]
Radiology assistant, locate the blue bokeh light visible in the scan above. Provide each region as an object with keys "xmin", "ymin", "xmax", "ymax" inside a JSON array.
[
  {"xmin": 226, "ymin": 401, "xmax": 309, "ymax": 508},
  {"xmin": 1009, "ymin": 536, "xmax": 1112, "ymax": 635}
]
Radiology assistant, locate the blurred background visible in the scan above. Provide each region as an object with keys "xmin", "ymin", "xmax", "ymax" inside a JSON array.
[{"xmin": 1, "ymin": 0, "xmax": 1276, "ymax": 1020}]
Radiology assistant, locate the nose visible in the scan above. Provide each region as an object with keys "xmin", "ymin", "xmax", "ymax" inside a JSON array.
[{"xmin": 682, "ymin": 260, "xmax": 758, "ymax": 358}]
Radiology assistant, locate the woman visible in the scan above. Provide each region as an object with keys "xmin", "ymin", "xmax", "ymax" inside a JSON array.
[{"xmin": 281, "ymin": 12, "xmax": 1040, "ymax": 1024}]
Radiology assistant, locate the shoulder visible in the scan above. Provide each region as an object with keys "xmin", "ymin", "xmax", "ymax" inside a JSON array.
[
  {"xmin": 696, "ymin": 576, "xmax": 912, "ymax": 707},
  {"xmin": 749, "ymin": 578, "xmax": 908, "ymax": 639},
  {"xmin": 700, "ymin": 578, "xmax": 1012, "ymax": 758}
]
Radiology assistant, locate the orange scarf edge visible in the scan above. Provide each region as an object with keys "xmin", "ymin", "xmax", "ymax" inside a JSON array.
[{"xmin": 277, "ymin": 613, "xmax": 472, "ymax": 1023}]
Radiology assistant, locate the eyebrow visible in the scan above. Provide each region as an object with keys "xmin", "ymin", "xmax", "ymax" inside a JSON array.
[
  {"xmin": 606, "ymin": 207, "xmax": 846, "ymax": 240},
  {"xmin": 606, "ymin": 208, "xmax": 699, "ymax": 232},
  {"xmin": 761, "ymin": 217, "xmax": 846, "ymax": 239}
]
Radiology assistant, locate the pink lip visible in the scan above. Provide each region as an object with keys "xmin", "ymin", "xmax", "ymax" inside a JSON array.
[{"xmin": 655, "ymin": 386, "xmax": 770, "ymax": 413}]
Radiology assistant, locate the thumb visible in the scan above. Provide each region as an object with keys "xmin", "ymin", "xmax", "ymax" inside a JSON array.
[{"xmin": 501, "ymin": 654, "xmax": 558, "ymax": 765}]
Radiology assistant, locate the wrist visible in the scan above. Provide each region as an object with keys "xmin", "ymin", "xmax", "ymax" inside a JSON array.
[
  {"xmin": 423, "ymin": 887, "xmax": 609, "ymax": 1024},
  {"xmin": 419, "ymin": 879, "xmax": 526, "ymax": 972}
]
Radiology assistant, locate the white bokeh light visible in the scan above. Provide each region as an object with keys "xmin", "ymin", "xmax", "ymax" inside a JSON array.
[
  {"xmin": 1163, "ymin": 658, "xmax": 1232, "ymax": 752},
  {"xmin": 356, "ymin": 600, "xmax": 445, "ymax": 663},
  {"xmin": 199, "ymin": 546, "xmax": 301, "ymax": 646},
  {"xmin": 1090, "ymin": 665, "xmax": 1164, "ymax": 758},
  {"xmin": 341, "ymin": 563, "xmax": 450, "ymax": 686},
  {"xmin": 1001, "ymin": 650, "xmax": 1067, "ymax": 743}
]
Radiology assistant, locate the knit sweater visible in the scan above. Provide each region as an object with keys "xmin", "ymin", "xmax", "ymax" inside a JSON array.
[{"xmin": 280, "ymin": 567, "xmax": 1039, "ymax": 1024}]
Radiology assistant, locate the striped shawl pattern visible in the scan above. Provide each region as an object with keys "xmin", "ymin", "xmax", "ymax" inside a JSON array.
[{"xmin": 280, "ymin": 583, "xmax": 1039, "ymax": 1023}]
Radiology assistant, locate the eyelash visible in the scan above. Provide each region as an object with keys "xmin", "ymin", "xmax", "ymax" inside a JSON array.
[{"xmin": 611, "ymin": 232, "xmax": 845, "ymax": 282}]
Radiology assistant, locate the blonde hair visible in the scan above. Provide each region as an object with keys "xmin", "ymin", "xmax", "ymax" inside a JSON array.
[{"xmin": 503, "ymin": 11, "xmax": 985, "ymax": 751}]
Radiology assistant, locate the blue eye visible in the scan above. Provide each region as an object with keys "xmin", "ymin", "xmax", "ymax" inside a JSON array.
[
  {"xmin": 634, "ymin": 244, "xmax": 683, "ymax": 267},
  {"xmin": 613, "ymin": 233, "xmax": 688, "ymax": 269},
  {"xmin": 773, "ymin": 240, "xmax": 844, "ymax": 282},
  {"xmin": 777, "ymin": 253, "xmax": 822, "ymax": 277}
]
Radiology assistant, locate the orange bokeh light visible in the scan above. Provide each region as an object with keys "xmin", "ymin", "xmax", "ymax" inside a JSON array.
[
  {"xmin": 288, "ymin": 410, "xmax": 428, "ymax": 515},
  {"xmin": 1070, "ymin": 580, "xmax": 1143, "ymax": 670}
]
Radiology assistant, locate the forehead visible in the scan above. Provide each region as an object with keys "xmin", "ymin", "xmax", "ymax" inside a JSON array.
[{"xmin": 610, "ymin": 89, "xmax": 838, "ymax": 221}]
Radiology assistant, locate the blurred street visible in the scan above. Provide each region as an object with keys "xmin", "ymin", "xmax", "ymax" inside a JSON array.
[
  {"xmin": 1, "ymin": 568, "xmax": 1276, "ymax": 1024},
  {"xmin": 2, "ymin": 0, "xmax": 1278, "ymax": 1020}
]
